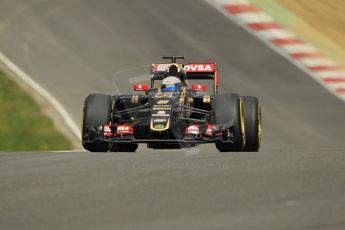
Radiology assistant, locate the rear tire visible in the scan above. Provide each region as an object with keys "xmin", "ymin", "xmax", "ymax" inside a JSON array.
[
  {"xmin": 214, "ymin": 94, "xmax": 245, "ymax": 152},
  {"xmin": 242, "ymin": 96, "xmax": 261, "ymax": 151},
  {"xmin": 82, "ymin": 94, "xmax": 112, "ymax": 152}
]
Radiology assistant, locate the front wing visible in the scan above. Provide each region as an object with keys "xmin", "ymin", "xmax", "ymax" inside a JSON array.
[{"xmin": 83, "ymin": 124, "xmax": 234, "ymax": 145}]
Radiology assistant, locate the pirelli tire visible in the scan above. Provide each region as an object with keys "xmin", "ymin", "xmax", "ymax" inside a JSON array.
[
  {"xmin": 82, "ymin": 94, "xmax": 112, "ymax": 152},
  {"xmin": 242, "ymin": 96, "xmax": 262, "ymax": 151},
  {"xmin": 214, "ymin": 93, "xmax": 245, "ymax": 152}
]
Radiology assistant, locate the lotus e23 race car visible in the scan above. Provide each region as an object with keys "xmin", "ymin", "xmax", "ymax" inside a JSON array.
[{"xmin": 82, "ymin": 56, "xmax": 262, "ymax": 152}]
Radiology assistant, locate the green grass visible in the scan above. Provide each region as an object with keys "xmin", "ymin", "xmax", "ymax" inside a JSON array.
[
  {"xmin": 0, "ymin": 69, "xmax": 73, "ymax": 151},
  {"xmin": 249, "ymin": 0, "xmax": 297, "ymax": 27}
]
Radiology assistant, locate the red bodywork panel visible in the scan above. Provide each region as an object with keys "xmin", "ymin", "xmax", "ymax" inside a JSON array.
[
  {"xmin": 184, "ymin": 64, "xmax": 215, "ymax": 73},
  {"xmin": 192, "ymin": 84, "xmax": 207, "ymax": 91},
  {"xmin": 133, "ymin": 84, "xmax": 148, "ymax": 91}
]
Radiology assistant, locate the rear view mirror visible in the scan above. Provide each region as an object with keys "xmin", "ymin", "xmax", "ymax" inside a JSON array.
[
  {"xmin": 133, "ymin": 84, "xmax": 148, "ymax": 91},
  {"xmin": 192, "ymin": 84, "xmax": 207, "ymax": 91}
]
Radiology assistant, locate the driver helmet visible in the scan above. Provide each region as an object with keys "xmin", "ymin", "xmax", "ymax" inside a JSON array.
[{"xmin": 161, "ymin": 76, "xmax": 182, "ymax": 92}]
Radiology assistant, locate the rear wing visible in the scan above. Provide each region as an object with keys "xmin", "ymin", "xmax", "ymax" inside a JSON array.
[{"xmin": 151, "ymin": 63, "xmax": 219, "ymax": 94}]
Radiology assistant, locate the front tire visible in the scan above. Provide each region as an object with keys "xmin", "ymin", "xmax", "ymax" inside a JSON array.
[
  {"xmin": 82, "ymin": 94, "xmax": 112, "ymax": 152},
  {"xmin": 214, "ymin": 94, "xmax": 245, "ymax": 152},
  {"xmin": 242, "ymin": 96, "xmax": 261, "ymax": 151}
]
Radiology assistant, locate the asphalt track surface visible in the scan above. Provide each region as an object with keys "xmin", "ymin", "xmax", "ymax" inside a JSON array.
[{"xmin": 1, "ymin": 0, "xmax": 345, "ymax": 229}]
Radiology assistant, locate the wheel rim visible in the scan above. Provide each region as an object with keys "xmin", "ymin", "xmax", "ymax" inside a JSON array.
[
  {"xmin": 239, "ymin": 97, "xmax": 246, "ymax": 147},
  {"xmin": 258, "ymin": 101, "xmax": 262, "ymax": 146}
]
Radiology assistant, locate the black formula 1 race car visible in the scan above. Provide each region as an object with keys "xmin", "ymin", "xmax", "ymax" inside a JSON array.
[{"xmin": 82, "ymin": 56, "xmax": 261, "ymax": 152}]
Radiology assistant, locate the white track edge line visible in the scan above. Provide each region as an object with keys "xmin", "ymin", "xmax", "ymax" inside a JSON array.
[
  {"xmin": 0, "ymin": 52, "xmax": 81, "ymax": 139},
  {"xmin": 205, "ymin": 0, "xmax": 345, "ymax": 103}
]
